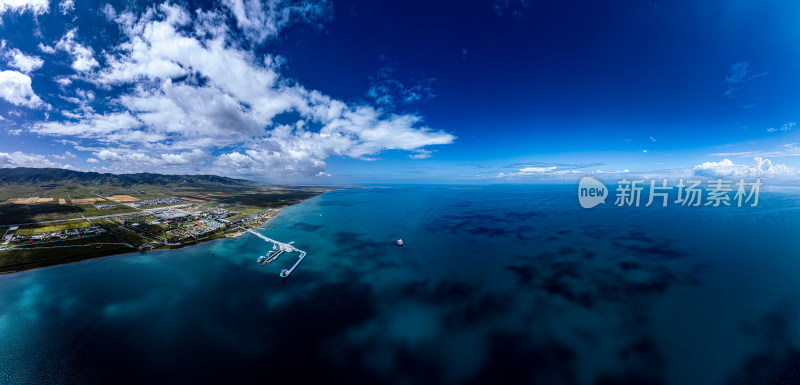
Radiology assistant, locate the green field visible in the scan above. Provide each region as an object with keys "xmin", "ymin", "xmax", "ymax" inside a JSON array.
[
  {"xmin": 0, "ymin": 202, "xmax": 82, "ymax": 225},
  {"xmin": 226, "ymin": 206, "xmax": 269, "ymax": 221},
  {"xmin": 0, "ymin": 234, "xmax": 135, "ymax": 273},
  {"xmin": 14, "ymin": 221, "xmax": 92, "ymax": 236},
  {"xmin": 76, "ymin": 204, "xmax": 138, "ymax": 216}
]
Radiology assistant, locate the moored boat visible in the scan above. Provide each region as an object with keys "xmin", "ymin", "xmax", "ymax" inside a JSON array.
[{"xmin": 266, "ymin": 249, "xmax": 284, "ymax": 263}]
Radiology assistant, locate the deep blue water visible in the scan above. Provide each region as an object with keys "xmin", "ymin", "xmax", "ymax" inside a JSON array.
[{"xmin": 2, "ymin": 185, "xmax": 800, "ymax": 384}]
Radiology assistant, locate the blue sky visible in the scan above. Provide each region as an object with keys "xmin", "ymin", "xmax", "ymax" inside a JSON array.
[{"xmin": 0, "ymin": 0, "xmax": 799, "ymax": 183}]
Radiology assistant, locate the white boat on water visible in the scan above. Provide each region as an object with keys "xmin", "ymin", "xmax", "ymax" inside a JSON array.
[
  {"xmin": 396, "ymin": 239, "xmax": 404, "ymax": 246},
  {"xmin": 257, "ymin": 255, "xmax": 267, "ymax": 265}
]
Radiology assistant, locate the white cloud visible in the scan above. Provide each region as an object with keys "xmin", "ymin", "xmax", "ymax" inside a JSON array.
[
  {"xmin": 37, "ymin": 43, "xmax": 55, "ymax": 54},
  {"xmin": 367, "ymin": 65, "xmax": 435, "ymax": 108},
  {"xmin": 214, "ymin": 151, "xmax": 257, "ymax": 170},
  {"xmin": 497, "ymin": 166, "xmax": 578, "ymax": 178},
  {"xmin": 32, "ymin": 2, "xmax": 454, "ymax": 178},
  {"xmin": 222, "ymin": 0, "xmax": 331, "ymax": 43},
  {"xmin": 765, "ymin": 122, "xmax": 796, "ymax": 134},
  {"xmin": 520, "ymin": 166, "xmax": 556, "ymax": 173},
  {"xmin": 86, "ymin": 158, "xmax": 98, "ymax": 163},
  {"xmin": 57, "ymin": 0, "xmax": 72, "ymax": 14},
  {"xmin": 100, "ymin": 3, "xmax": 115, "ymax": 20},
  {"xmin": 408, "ymin": 150, "xmax": 432, "ymax": 159},
  {"xmin": 710, "ymin": 142, "xmax": 800, "ymax": 158},
  {"xmin": 32, "ymin": 111, "xmax": 146, "ymax": 140},
  {"xmin": 0, "ymin": 0, "xmax": 49, "ymax": 16},
  {"xmin": 495, "ymin": 162, "xmax": 637, "ymax": 180},
  {"xmin": 724, "ymin": 61, "xmax": 768, "ymax": 84},
  {"xmin": 56, "ymin": 28, "xmax": 99, "ymax": 72},
  {"xmin": 51, "ymin": 150, "xmax": 76, "ymax": 160},
  {"xmin": 723, "ymin": 61, "xmax": 768, "ymax": 99},
  {"xmin": 3, "ymin": 47, "xmax": 44, "ymax": 73},
  {"xmin": 0, "ymin": 70, "xmax": 45, "ymax": 108},
  {"xmin": 0, "ymin": 151, "xmax": 68, "ymax": 168},
  {"xmin": 694, "ymin": 157, "xmax": 795, "ymax": 178},
  {"xmin": 54, "ymin": 76, "xmax": 71, "ymax": 87},
  {"xmin": 94, "ymin": 148, "xmax": 207, "ymax": 167}
]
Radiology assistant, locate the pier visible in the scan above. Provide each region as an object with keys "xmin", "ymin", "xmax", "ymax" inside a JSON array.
[
  {"xmin": 242, "ymin": 228, "xmax": 307, "ymax": 278},
  {"xmin": 266, "ymin": 249, "xmax": 284, "ymax": 263},
  {"xmin": 280, "ymin": 250, "xmax": 307, "ymax": 278}
]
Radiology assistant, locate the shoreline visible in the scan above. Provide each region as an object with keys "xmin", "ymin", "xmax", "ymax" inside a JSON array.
[{"xmin": 0, "ymin": 192, "xmax": 325, "ymax": 276}]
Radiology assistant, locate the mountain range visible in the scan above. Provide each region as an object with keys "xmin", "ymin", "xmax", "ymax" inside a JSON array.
[{"xmin": 0, "ymin": 168, "xmax": 255, "ymax": 187}]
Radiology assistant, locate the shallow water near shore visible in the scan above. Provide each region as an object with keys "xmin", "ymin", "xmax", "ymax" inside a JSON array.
[{"xmin": 1, "ymin": 185, "xmax": 800, "ymax": 384}]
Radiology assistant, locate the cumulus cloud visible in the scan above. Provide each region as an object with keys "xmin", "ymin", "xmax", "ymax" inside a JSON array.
[
  {"xmin": 33, "ymin": 111, "xmax": 144, "ymax": 139},
  {"xmin": 694, "ymin": 157, "xmax": 795, "ymax": 178},
  {"xmin": 0, "ymin": 151, "xmax": 69, "ymax": 168},
  {"xmin": 0, "ymin": 0, "xmax": 49, "ymax": 16},
  {"xmin": 94, "ymin": 148, "xmax": 207, "ymax": 167},
  {"xmin": 3, "ymin": 47, "xmax": 44, "ymax": 73},
  {"xmin": 55, "ymin": 28, "xmax": 100, "ymax": 72},
  {"xmin": 0, "ymin": 70, "xmax": 45, "ymax": 108},
  {"xmin": 31, "ymin": 2, "xmax": 454, "ymax": 178}
]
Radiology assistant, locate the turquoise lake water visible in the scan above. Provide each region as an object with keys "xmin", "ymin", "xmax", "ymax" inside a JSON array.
[{"xmin": 1, "ymin": 185, "xmax": 800, "ymax": 384}]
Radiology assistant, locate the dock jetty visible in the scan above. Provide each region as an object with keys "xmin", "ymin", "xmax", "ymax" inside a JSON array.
[{"xmin": 243, "ymin": 228, "xmax": 307, "ymax": 278}]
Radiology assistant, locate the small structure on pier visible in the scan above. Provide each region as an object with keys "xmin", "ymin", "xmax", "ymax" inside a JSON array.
[{"xmin": 244, "ymin": 228, "xmax": 307, "ymax": 278}]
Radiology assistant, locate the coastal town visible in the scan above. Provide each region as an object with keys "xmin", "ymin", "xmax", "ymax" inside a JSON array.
[
  {"xmin": 2, "ymin": 198, "xmax": 280, "ymax": 251},
  {"xmin": 0, "ymin": 197, "xmax": 280, "ymax": 251},
  {"xmin": 0, "ymin": 171, "xmax": 330, "ymax": 273}
]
